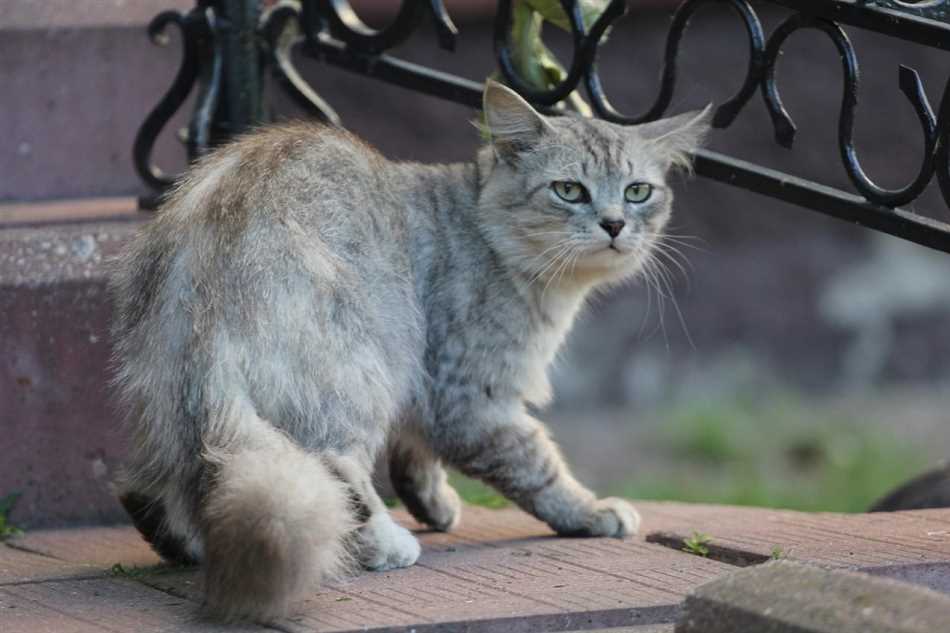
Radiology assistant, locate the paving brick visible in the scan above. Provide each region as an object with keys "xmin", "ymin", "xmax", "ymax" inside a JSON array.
[
  {"xmin": 0, "ymin": 544, "xmax": 98, "ymax": 585},
  {"xmin": 675, "ymin": 560, "xmax": 950, "ymax": 633},
  {"xmin": 10, "ymin": 526, "xmax": 160, "ymax": 569},
  {"xmin": 124, "ymin": 506, "xmax": 730, "ymax": 632},
  {"xmin": 0, "ymin": 577, "xmax": 274, "ymax": 633},
  {"xmin": 638, "ymin": 501, "xmax": 950, "ymax": 573},
  {"xmin": 5, "ymin": 503, "xmax": 950, "ymax": 632}
]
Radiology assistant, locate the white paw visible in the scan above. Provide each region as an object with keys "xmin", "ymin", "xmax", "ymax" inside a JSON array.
[
  {"xmin": 585, "ymin": 498, "xmax": 641, "ymax": 538},
  {"xmin": 359, "ymin": 513, "xmax": 421, "ymax": 571}
]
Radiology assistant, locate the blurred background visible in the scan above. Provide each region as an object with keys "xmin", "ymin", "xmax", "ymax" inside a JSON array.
[{"xmin": 2, "ymin": 0, "xmax": 949, "ymax": 528}]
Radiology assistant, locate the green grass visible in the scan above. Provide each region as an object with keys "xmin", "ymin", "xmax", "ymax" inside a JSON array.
[
  {"xmin": 609, "ymin": 397, "xmax": 933, "ymax": 513},
  {"xmin": 387, "ymin": 395, "xmax": 933, "ymax": 515},
  {"xmin": 449, "ymin": 473, "xmax": 509, "ymax": 509},
  {"xmin": 682, "ymin": 531, "xmax": 712, "ymax": 557},
  {"xmin": 0, "ymin": 493, "xmax": 23, "ymax": 540},
  {"xmin": 382, "ymin": 473, "xmax": 509, "ymax": 510}
]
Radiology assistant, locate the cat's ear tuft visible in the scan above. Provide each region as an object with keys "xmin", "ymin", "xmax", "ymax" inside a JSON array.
[
  {"xmin": 482, "ymin": 80, "xmax": 553, "ymax": 163},
  {"xmin": 636, "ymin": 105, "xmax": 713, "ymax": 172}
]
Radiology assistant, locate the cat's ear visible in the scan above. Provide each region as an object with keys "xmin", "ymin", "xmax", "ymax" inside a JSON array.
[
  {"xmin": 482, "ymin": 80, "xmax": 554, "ymax": 163},
  {"xmin": 636, "ymin": 105, "xmax": 712, "ymax": 171}
]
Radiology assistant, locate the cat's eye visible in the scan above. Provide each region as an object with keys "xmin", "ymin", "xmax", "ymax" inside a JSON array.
[
  {"xmin": 552, "ymin": 181, "xmax": 589, "ymax": 203},
  {"xmin": 624, "ymin": 183, "xmax": 653, "ymax": 203}
]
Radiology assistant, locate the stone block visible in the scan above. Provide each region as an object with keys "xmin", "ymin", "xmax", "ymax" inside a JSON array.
[{"xmin": 676, "ymin": 560, "xmax": 950, "ymax": 633}]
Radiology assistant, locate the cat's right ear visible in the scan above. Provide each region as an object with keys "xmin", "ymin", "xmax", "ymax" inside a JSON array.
[{"xmin": 482, "ymin": 80, "xmax": 553, "ymax": 164}]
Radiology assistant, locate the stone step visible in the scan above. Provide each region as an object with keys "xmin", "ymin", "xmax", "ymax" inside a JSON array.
[{"xmin": 677, "ymin": 560, "xmax": 950, "ymax": 633}]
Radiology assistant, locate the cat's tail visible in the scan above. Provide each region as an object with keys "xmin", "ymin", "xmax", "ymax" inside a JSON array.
[{"xmin": 201, "ymin": 411, "xmax": 356, "ymax": 622}]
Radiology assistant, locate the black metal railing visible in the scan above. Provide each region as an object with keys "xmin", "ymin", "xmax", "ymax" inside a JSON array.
[{"xmin": 133, "ymin": 0, "xmax": 950, "ymax": 254}]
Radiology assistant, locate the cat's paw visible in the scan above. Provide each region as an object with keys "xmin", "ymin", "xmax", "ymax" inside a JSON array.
[
  {"xmin": 358, "ymin": 513, "xmax": 421, "ymax": 571},
  {"xmin": 561, "ymin": 497, "xmax": 640, "ymax": 538},
  {"xmin": 587, "ymin": 497, "xmax": 640, "ymax": 537},
  {"xmin": 416, "ymin": 482, "xmax": 462, "ymax": 532},
  {"xmin": 395, "ymin": 475, "xmax": 463, "ymax": 532}
]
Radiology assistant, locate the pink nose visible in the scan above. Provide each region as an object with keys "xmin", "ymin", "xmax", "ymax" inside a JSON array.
[{"xmin": 599, "ymin": 219, "xmax": 625, "ymax": 238}]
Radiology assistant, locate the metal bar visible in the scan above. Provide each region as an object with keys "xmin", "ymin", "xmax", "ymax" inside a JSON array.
[
  {"xmin": 130, "ymin": 0, "xmax": 950, "ymax": 256},
  {"xmin": 693, "ymin": 149, "xmax": 950, "ymax": 254},
  {"xmin": 216, "ymin": 0, "xmax": 264, "ymax": 134},
  {"xmin": 767, "ymin": 0, "xmax": 950, "ymax": 51},
  {"xmin": 310, "ymin": 36, "xmax": 484, "ymax": 108}
]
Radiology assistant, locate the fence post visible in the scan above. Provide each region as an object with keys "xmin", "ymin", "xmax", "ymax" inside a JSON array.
[{"xmin": 215, "ymin": 0, "xmax": 265, "ymax": 138}]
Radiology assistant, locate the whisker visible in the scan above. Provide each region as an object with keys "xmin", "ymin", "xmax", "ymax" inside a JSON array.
[
  {"xmin": 527, "ymin": 241, "xmax": 576, "ymax": 287},
  {"xmin": 649, "ymin": 252, "xmax": 695, "ymax": 350}
]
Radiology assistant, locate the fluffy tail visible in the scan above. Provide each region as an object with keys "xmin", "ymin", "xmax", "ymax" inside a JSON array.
[{"xmin": 201, "ymin": 420, "xmax": 355, "ymax": 622}]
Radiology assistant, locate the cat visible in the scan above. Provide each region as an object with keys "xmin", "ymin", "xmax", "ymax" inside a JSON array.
[{"xmin": 109, "ymin": 80, "xmax": 709, "ymax": 622}]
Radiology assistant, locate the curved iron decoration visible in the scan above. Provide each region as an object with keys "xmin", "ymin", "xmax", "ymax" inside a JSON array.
[
  {"xmin": 187, "ymin": 6, "xmax": 223, "ymax": 158},
  {"xmin": 319, "ymin": 0, "xmax": 458, "ymax": 53},
  {"xmin": 132, "ymin": 0, "xmax": 950, "ymax": 253},
  {"xmin": 264, "ymin": 2, "xmax": 341, "ymax": 126},
  {"xmin": 762, "ymin": 14, "xmax": 938, "ymax": 207},
  {"xmin": 582, "ymin": 0, "xmax": 766, "ymax": 127},
  {"xmin": 132, "ymin": 8, "xmax": 207, "ymax": 191}
]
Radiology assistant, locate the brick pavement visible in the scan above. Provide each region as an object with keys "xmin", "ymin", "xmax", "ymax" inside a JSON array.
[{"xmin": 1, "ymin": 502, "xmax": 948, "ymax": 632}]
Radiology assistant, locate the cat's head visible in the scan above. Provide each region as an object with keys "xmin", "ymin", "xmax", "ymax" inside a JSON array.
[{"xmin": 477, "ymin": 80, "xmax": 710, "ymax": 289}]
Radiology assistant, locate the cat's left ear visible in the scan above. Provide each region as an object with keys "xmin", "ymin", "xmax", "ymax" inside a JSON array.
[
  {"xmin": 635, "ymin": 105, "xmax": 713, "ymax": 171},
  {"xmin": 482, "ymin": 80, "xmax": 554, "ymax": 164}
]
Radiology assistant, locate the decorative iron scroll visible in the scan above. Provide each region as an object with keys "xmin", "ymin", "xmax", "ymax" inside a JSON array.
[{"xmin": 133, "ymin": 0, "xmax": 950, "ymax": 254}]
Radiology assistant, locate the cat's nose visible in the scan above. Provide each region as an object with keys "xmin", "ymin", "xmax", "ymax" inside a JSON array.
[{"xmin": 599, "ymin": 219, "xmax": 625, "ymax": 239}]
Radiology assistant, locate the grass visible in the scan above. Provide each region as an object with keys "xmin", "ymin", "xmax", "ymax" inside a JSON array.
[
  {"xmin": 682, "ymin": 531, "xmax": 711, "ymax": 557},
  {"xmin": 381, "ymin": 473, "xmax": 509, "ymax": 510},
  {"xmin": 386, "ymin": 394, "xmax": 934, "ymax": 515},
  {"xmin": 0, "ymin": 493, "xmax": 23, "ymax": 540},
  {"xmin": 609, "ymin": 396, "xmax": 934, "ymax": 513},
  {"xmin": 448, "ymin": 473, "xmax": 509, "ymax": 509}
]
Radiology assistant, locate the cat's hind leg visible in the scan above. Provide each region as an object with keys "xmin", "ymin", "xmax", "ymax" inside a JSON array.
[
  {"xmin": 328, "ymin": 453, "xmax": 422, "ymax": 571},
  {"xmin": 388, "ymin": 428, "xmax": 462, "ymax": 532},
  {"xmin": 119, "ymin": 491, "xmax": 199, "ymax": 566}
]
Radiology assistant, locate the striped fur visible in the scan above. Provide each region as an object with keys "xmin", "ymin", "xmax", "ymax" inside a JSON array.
[{"xmin": 109, "ymin": 81, "xmax": 709, "ymax": 622}]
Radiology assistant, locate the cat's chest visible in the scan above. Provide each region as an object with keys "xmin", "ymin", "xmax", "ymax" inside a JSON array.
[{"xmin": 519, "ymin": 289, "xmax": 585, "ymax": 406}]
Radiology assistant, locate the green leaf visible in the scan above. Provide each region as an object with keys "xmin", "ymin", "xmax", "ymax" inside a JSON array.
[{"xmin": 522, "ymin": 0, "xmax": 611, "ymax": 32}]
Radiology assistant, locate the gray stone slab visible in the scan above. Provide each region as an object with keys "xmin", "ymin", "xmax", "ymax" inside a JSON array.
[{"xmin": 675, "ymin": 560, "xmax": 950, "ymax": 633}]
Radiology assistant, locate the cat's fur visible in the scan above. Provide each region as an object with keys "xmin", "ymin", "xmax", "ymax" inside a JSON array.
[{"xmin": 110, "ymin": 81, "xmax": 709, "ymax": 622}]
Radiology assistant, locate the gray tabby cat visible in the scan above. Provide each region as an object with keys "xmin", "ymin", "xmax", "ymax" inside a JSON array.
[{"xmin": 110, "ymin": 81, "xmax": 709, "ymax": 622}]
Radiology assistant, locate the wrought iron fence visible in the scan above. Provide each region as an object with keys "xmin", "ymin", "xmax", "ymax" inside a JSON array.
[{"xmin": 134, "ymin": 0, "xmax": 950, "ymax": 254}]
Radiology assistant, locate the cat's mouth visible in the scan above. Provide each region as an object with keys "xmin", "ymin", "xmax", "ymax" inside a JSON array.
[{"xmin": 604, "ymin": 241, "xmax": 633, "ymax": 256}]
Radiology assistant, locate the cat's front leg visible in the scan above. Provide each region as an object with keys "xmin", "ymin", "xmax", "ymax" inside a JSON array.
[
  {"xmin": 431, "ymin": 405, "xmax": 639, "ymax": 538},
  {"xmin": 388, "ymin": 427, "xmax": 462, "ymax": 532}
]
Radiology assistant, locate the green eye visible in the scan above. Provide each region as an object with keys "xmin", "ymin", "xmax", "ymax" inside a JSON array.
[
  {"xmin": 552, "ymin": 181, "xmax": 589, "ymax": 203},
  {"xmin": 625, "ymin": 183, "xmax": 653, "ymax": 203}
]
